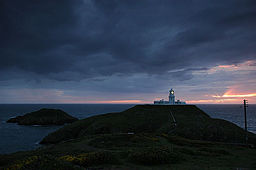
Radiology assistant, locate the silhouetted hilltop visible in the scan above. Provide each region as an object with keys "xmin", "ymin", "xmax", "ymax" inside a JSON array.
[
  {"xmin": 40, "ymin": 105, "xmax": 256, "ymax": 144},
  {"xmin": 7, "ymin": 108, "xmax": 78, "ymax": 125}
]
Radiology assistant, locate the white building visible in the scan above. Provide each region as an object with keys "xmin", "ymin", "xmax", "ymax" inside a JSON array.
[{"xmin": 154, "ymin": 89, "xmax": 186, "ymax": 105}]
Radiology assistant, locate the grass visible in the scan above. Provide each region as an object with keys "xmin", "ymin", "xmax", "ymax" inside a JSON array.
[
  {"xmin": 1, "ymin": 105, "xmax": 256, "ymax": 169},
  {"xmin": 1, "ymin": 133, "xmax": 256, "ymax": 169},
  {"xmin": 41, "ymin": 105, "xmax": 256, "ymax": 144},
  {"xmin": 59, "ymin": 151, "xmax": 116, "ymax": 167}
]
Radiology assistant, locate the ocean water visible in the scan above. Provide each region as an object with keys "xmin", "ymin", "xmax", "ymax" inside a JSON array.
[
  {"xmin": 197, "ymin": 104, "xmax": 256, "ymax": 134},
  {"xmin": 0, "ymin": 104, "xmax": 255, "ymax": 154}
]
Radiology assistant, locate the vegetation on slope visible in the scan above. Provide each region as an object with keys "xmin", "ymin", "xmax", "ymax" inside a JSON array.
[
  {"xmin": 1, "ymin": 133, "xmax": 256, "ymax": 169},
  {"xmin": 40, "ymin": 105, "xmax": 256, "ymax": 144},
  {"xmin": 2, "ymin": 105, "xmax": 256, "ymax": 169}
]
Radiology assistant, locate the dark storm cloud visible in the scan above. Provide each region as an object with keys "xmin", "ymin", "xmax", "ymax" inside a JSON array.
[{"xmin": 0, "ymin": 0, "xmax": 256, "ymax": 81}]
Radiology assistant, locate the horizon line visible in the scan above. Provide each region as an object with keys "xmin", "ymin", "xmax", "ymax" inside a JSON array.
[{"xmin": 0, "ymin": 103, "xmax": 255, "ymax": 105}]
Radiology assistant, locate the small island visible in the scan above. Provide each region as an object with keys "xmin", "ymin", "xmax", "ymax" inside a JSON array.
[{"xmin": 7, "ymin": 108, "xmax": 78, "ymax": 125}]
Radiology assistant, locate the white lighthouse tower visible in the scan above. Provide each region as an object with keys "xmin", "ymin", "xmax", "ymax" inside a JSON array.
[
  {"xmin": 169, "ymin": 89, "xmax": 175, "ymax": 104},
  {"xmin": 153, "ymin": 88, "xmax": 186, "ymax": 105}
]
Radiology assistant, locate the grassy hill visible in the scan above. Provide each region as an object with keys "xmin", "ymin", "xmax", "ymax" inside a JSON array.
[
  {"xmin": 1, "ymin": 105, "xmax": 256, "ymax": 169},
  {"xmin": 41, "ymin": 105, "xmax": 256, "ymax": 144}
]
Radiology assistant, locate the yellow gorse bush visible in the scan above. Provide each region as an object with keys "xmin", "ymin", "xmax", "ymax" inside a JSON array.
[
  {"xmin": 58, "ymin": 151, "xmax": 114, "ymax": 167},
  {"xmin": 5, "ymin": 156, "xmax": 39, "ymax": 170},
  {"xmin": 59, "ymin": 155, "xmax": 77, "ymax": 162}
]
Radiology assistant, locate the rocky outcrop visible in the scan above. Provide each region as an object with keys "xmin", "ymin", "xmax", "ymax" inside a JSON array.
[{"xmin": 7, "ymin": 108, "xmax": 78, "ymax": 125}]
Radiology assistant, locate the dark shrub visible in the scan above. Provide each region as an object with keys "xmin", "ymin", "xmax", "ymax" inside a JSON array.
[
  {"xmin": 176, "ymin": 147, "xmax": 196, "ymax": 155},
  {"xmin": 128, "ymin": 147, "xmax": 182, "ymax": 165},
  {"xmin": 198, "ymin": 147, "xmax": 230, "ymax": 156}
]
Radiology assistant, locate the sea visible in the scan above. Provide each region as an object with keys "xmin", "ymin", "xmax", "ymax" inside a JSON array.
[{"xmin": 0, "ymin": 104, "xmax": 255, "ymax": 154}]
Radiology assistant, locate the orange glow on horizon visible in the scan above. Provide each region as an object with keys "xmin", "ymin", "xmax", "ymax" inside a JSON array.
[
  {"xmin": 213, "ymin": 91, "xmax": 256, "ymax": 98},
  {"xmin": 58, "ymin": 99, "xmax": 146, "ymax": 104},
  {"xmin": 91, "ymin": 100, "xmax": 143, "ymax": 104},
  {"xmin": 187, "ymin": 98, "xmax": 239, "ymax": 104},
  {"xmin": 222, "ymin": 93, "xmax": 256, "ymax": 98},
  {"xmin": 208, "ymin": 88, "xmax": 256, "ymax": 103}
]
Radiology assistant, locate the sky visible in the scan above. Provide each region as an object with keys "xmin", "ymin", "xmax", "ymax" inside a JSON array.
[{"xmin": 0, "ymin": 0, "xmax": 256, "ymax": 104}]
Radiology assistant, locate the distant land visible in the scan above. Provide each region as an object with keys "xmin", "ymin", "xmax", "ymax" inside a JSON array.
[{"xmin": 7, "ymin": 108, "xmax": 78, "ymax": 125}]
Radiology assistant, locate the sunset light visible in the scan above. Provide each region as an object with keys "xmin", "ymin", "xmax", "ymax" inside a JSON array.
[
  {"xmin": 222, "ymin": 93, "xmax": 256, "ymax": 98},
  {"xmin": 1, "ymin": 1, "xmax": 256, "ymax": 168},
  {"xmin": 84, "ymin": 100, "xmax": 143, "ymax": 104},
  {"xmin": 187, "ymin": 98, "xmax": 239, "ymax": 104},
  {"xmin": 213, "ymin": 92, "xmax": 256, "ymax": 98}
]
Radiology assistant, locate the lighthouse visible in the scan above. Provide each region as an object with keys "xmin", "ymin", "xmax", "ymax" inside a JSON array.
[
  {"xmin": 153, "ymin": 88, "xmax": 186, "ymax": 105},
  {"xmin": 169, "ymin": 89, "xmax": 175, "ymax": 104}
]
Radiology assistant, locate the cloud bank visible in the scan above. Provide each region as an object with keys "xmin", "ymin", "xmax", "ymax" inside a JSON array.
[{"xmin": 0, "ymin": 0, "xmax": 256, "ymax": 103}]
